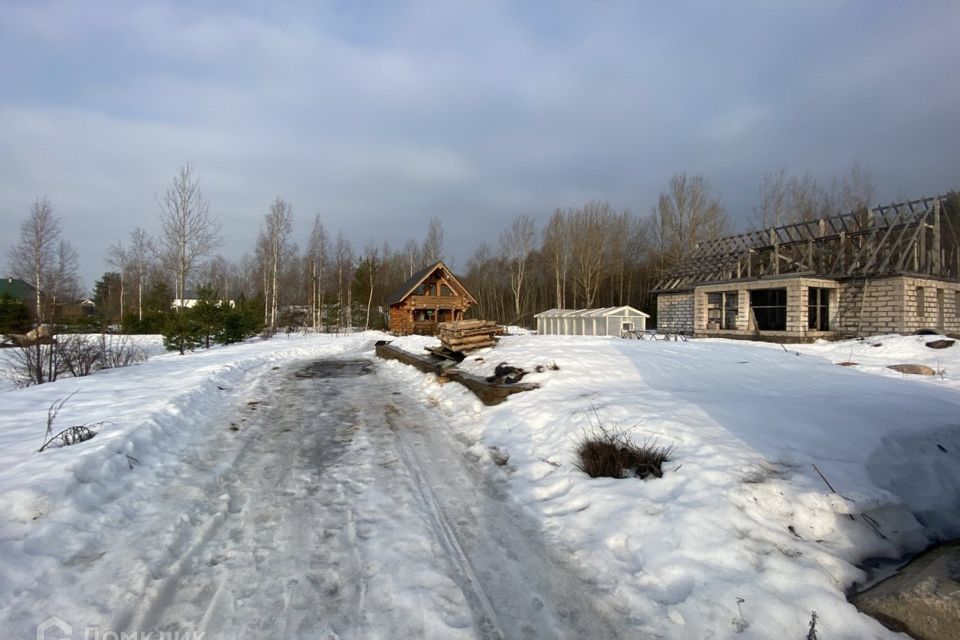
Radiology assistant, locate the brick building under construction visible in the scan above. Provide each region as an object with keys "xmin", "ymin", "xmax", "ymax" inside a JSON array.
[{"xmin": 654, "ymin": 195, "xmax": 960, "ymax": 341}]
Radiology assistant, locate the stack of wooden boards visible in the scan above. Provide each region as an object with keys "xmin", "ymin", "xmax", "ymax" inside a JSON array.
[{"xmin": 438, "ymin": 320, "xmax": 499, "ymax": 352}]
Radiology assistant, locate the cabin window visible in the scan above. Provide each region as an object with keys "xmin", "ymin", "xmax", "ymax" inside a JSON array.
[
  {"xmin": 706, "ymin": 291, "xmax": 738, "ymax": 330},
  {"xmin": 916, "ymin": 287, "xmax": 925, "ymax": 317},
  {"xmin": 750, "ymin": 288, "xmax": 786, "ymax": 331},
  {"xmin": 808, "ymin": 288, "xmax": 829, "ymax": 330},
  {"xmin": 440, "ymin": 284, "xmax": 453, "ymax": 296},
  {"xmin": 622, "ymin": 321, "xmax": 634, "ymax": 331}
]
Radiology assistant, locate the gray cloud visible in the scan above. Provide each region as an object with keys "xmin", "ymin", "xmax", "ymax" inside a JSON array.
[{"xmin": 1, "ymin": 1, "xmax": 958, "ymax": 289}]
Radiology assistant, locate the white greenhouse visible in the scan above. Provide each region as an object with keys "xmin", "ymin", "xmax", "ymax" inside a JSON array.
[{"xmin": 535, "ymin": 306, "xmax": 650, "ymax": 336}]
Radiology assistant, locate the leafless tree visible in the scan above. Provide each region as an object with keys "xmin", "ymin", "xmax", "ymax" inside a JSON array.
[
  {"xmin": 499, "ymin": 214, "xmax": 536, "ymax": 321},
  {"xmin": 158, "ymin": 164, "xmax": 221, "ymax": 305},
  {"xmin": 753, "ymin": 167, "xmax": 789, "ymax": 228},
  {"xmin": 786, "ymin": 172, "xmax": 826, "ymax": 223},
  {"xmin": 828, "ymin": 160, "xmax": 875, "ymax": 215},
  {"xmin": 465, "ymin": 242, "xmax": 504, "ymax": 321},
  {"xmin": 570, "ymin": 201, "xmax": 614, "ymax": 308},
  {"xmin": 196, "ymin": 255, "xmax": 239, "ymax": 302},
  {"xmin": 306, "ymin": 215, "xmax": 329, "ymax": 330},
  {"xmin": 542, "ymin": 208, "xmax": 572, "ymax": 309},
  {"xmin": 48, "ymin": 240, "xmax": 81, "ymax": 316},
  {"xmin": 421, "ymin": 217, "xmax": 445, "ymax": 264},
  {"xmin": 362, "ymin": 242, "xmax": 379, "ymax": 330},
  {"xmin": 606, "ymin": 209, "xmax": 634, "ymax": 306},
  {"xmin": 106, "ymin": 240, "xmax": 130, "ymax": 321},
  {"xmin": 654, "ymin": 173, "xmax": 729, "ymax": 264},
  {"xmin": 334, "ymin": 232, "xmax": 354, "ymax": 329},
  {"xmin": 260, "ymin": 197, "xmax": 293, "ymax": 328},
  {"xmin": 128, "ymin": 227, "xmax": 154, "ymax": 323},
  {"xmin": 7, "ymin": 197, "xmax": 60, "ymax": 323},
  {"xmin": 403, "ymin": 239, "xmax": 421, "ymax": 278}
]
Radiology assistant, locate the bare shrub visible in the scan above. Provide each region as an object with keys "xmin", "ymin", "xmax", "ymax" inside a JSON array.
[
  {"xmin": 806, "ymin": 611, "xmax": 818, "ymax": 640},
  {"xmin": 38, "ymin": 390, "xmax": 101, "ymax": 452},
  {"xmin": 573, "ymin": 422, "xmax": 674, "ymax": 479},
  {"xmin": 7, "ymin": 342, "xmax": 65, "ymax": 387},
  {"xmin": 58, "ymin": 335, "xmax": 104, "ymax": 378},
  {"xmin": 6, "ymin": 334, "xmax": 148, "ymax": 387},
  {"xmin": 99, "ymin": 335, "xmax": 148, "ymax": 369}
]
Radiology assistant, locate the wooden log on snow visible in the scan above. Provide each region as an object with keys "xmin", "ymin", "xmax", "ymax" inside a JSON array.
[{"xmin": 439, "ymin": 320, "xmax": 495, "ymax": 330}]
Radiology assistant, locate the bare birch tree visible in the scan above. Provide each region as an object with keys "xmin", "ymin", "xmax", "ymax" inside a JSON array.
[
  {"xmin": 307, "ymin": 215, "xmax": 329, "ymax": 330},
  {"xmin": 403, "ymin": 239, "xmax": 420, "ymax": 277},
  {"xmin": 128, "ymin": 227, "xmax": 154, "ymax": 323},
  {"xmin": 106, "ymin": 240, "xmax": 130, "ymax": 322},
  {"xmin": 48, "ymin": 240, "xmax": 80, "ymax": 318},
  {"xmin": 570, "ymin": 201, "xmax": 614, "ymax": 308},
  {"xmin": 753, "ymin": 167, "xmax": 789, "ymax": 228},
  {"xmin": 260, "ymin": 197, "xmax": 293, "ymax": 328},
  {"xmin": 787, "ymin": 172, "xmax": 826, "ymax": 222},
  {"xmin": 499, "ymin": 214, "xmax": 536, "ymax": 321},
  {"xmin": 158, "ymin": 164, "xmax": 221, "ymax": 305},
  {"xmin": 605, "ymin": 209, "xmax": 632, "ymax": 306},
  {"xmin": 421, "ymin": 217, "xmax": 445, "ymax": 264},
  {"xmin": 334, "ymin": 232, "xmax": 354, "ymax": 329},
  {"xmin": 655, "ymin": 173, "xmax": 729, "ymax": 264},
  {"xmin": 362, "ymin": 242, "xmax": 379, "ymax": 330},
  {"xmin": 542, "ymin": 208, "xmax": 572, "ymax": 309},
  {"xmin": 829, "ymin": 160, "xmax": 875, "ymax": 215},
  {"xmin": 8, "ymin": 197, "xmax": 60, "ymax": 322}
]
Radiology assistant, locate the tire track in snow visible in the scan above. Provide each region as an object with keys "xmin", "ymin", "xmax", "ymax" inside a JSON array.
[
  {"xmin": 377, "ymin": 368, "xmax": 631, "ymax": 640},
  {"xmin": 49, "ymin": 353, "xmax": 628, "ymax": 639},
  {"xmin": 389, "ymin": 417, "xmax": 506, "ymax": 640}
]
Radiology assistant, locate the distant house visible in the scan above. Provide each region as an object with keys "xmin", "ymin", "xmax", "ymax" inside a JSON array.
[
  {"xmin": 535, "ymin": 306, "xmax": 650, "ymax": 336},
  {"xmin": 654, "ymin": 195, "xmax": 960, "ymax": 341},
  {"xmin": 53, "ymin": 298, "xmax": 97, "ymax": 323},
  {"xmin": 0, "ymin": 277, "xmax": 41, "ymax": 315},
  {"xmin": 172, "ymin": 291, "xmax": 235, "ymax": 309},
  {"xmin": 387, "ymin": 261, "xmax": 476, "ymax": 335}
]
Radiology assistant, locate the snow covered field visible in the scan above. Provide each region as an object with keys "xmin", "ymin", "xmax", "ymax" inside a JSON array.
[{"xmin": 1, "ymin": 331, "xmax": 958, "ymax": 638}]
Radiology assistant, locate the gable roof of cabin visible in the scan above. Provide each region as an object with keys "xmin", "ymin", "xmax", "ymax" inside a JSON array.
[{"xmin": 386, "ymin": 261, "xmax": 477, "ymax": 306}]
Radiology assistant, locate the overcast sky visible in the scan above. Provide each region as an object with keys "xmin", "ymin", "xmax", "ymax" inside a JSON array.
[{"xmin": 2, "ymin": 0, "xmax": 959, "ymax": 290}]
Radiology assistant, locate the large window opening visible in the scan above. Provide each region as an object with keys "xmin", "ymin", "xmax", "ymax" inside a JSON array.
[
  {"xmin": 706, "ymin": 291, "xmax": 738, "ymax": 330},
  {"xmin": 750, "ymin": 288, "xmax": 787, "ymax": 331},
  {"xmin": 808, "ymin": 287, "xmax": 830, "ymax": 330},
  {"xmin": 937, "ymin": 288, "xmax": 945, "ymax": 329}
]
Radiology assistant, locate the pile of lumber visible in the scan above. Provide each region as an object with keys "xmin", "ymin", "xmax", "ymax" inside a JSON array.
[{"xmin": 438, "ymin": 320, "xmax": 499, "ymax": 352}]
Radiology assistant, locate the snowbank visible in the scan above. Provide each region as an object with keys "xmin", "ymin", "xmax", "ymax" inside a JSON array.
[
  {"xmin": 385, "ymin": 333, "xmax": 960, "ymax": 638},
  {"xmin": 3, "ymin": 330, "xmax": 959, "ymax": 638},
  {"xmin": 0, "ymin": 333, "xmax": 378, "ymax": 535}
]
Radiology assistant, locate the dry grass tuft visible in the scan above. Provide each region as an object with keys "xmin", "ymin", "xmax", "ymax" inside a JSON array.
[{"xmin": 573, "ymin": 422, "xmax": 674, "ymax": 479}]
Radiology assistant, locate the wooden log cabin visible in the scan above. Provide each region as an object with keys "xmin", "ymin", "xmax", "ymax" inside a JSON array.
[{"xmin": 387, "ymin": 261, "xmax": 477, "ymax": 335}]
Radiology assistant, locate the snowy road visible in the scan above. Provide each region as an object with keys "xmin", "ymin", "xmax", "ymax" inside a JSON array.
[{"xmin": 30, "ymin": 355, "xmax": 627, "ymax": 639}]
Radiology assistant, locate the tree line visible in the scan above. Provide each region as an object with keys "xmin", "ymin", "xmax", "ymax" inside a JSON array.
[{"xmin": 5, "ymin": 161, "xmax": 885, "ymax": 335}]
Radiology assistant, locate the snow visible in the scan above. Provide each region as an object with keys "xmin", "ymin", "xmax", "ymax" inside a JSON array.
[
  {"xmin": 1, "ymin": 330, "xmax": 959, "ymax": 638},
  {"xmin": 388, "ymin": 332, "xmax": 960, "ymax": 637},
  {"xmin": 0, "ymin": 333, "xmax": 166, "ymax": 391}
]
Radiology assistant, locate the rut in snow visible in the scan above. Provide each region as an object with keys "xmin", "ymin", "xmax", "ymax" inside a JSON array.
[{"xmin": 35, "ymin": 356, "xmax": 628, "ymax": 639}]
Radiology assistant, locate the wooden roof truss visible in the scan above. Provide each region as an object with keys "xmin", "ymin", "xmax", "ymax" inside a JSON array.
[{"xmin": 655, "ymin": 196, "xmax": 959, "ymax": 291}]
